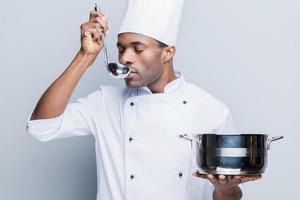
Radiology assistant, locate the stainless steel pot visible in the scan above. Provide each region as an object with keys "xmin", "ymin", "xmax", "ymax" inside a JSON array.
[{"xmin": 179, "ymin": 134, "xmax": 283, "ymax": 175}]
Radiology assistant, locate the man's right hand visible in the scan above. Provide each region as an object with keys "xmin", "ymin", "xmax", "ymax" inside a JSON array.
[{"xmin": 80, "ymin": 10, "xmax": 109, "ymax": 56}]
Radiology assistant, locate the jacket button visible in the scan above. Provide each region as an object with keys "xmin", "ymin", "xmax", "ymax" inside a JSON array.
[
  {"xmin": 178, "ymin": 172, "xmax": 183, "ymax": 178},
  {"xmin": 130, "ymin": 175, "xmax": 135, "ymax": 179},
  {"xmin": 130, "ymin": 102, "xmax": 135, "ymax": 106},
  {"xmin": 129, "ymin": 137, "xmax": 133, "ymax": 142},
  {"xmin": 183, "ymin": 100, "xmax": 187, "ymax": 104}
]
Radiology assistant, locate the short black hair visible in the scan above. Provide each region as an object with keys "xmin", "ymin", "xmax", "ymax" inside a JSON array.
[{"xmin": 157, "ymin": 40, "xmax": 168, "ymax": 48}]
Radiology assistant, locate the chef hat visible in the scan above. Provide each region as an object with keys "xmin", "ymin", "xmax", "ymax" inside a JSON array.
[{"xmin": 118, "ymin": 0, "xmax": 185, "ymax": 46}]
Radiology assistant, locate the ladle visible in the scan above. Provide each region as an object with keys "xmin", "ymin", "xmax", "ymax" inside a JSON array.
[{"xmin": 94, "ymin": 3, "xmax": 130, "ymax": 79}]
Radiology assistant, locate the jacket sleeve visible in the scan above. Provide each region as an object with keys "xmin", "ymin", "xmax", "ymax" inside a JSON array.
[
  {"xmin": 26, "ymin": 90, "xmax": 101, "ymax": 141},
  {"xmin": 218, "ymin": 107, "xmax": 236, "ymax": 134}
]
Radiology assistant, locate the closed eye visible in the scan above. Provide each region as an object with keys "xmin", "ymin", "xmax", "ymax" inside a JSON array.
[
  {"xmin": 134, "ymin": 48, "xmax": 144, "ymax": 53},
  {"xmin": 134, "ymin": 44, "xmax": 146, "ymax": 53}
]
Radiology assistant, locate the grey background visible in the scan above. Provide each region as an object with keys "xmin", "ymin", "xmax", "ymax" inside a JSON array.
[{"xmin": 0, "ymin": 0, "xmax": 299, "ymax": 199}]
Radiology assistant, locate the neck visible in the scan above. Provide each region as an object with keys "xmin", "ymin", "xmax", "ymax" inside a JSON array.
[{"xmin": 147, "ymin": 65, "xmax": 177, "ymax": 93}]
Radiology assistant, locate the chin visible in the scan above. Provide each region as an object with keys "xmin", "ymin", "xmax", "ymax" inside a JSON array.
[
  {"xmin": 125, "ymin": 80, "xmax": 142, "ymax": 88},
  {"xmin": 125, "ymin": 77, "xmax": 150, "ymax": 88}
]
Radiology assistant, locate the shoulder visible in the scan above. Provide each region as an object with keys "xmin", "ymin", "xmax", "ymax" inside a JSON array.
[
  {"xmin": 185, "ymin": 83, "xmax": 231, "ymax": 126},
  {"xmin": 84, "ymin": 85, "xmax": 139, "ymax": 107},
  {"xmin": 98, "ymin": 85, "xmax": 138, "ymax": 100},
  {"xmin": 186, "ymin": 83, "xmax": 229, "ymax": 111},
  {"xmin": 74, "ymin": 85, "xmax": 125, "ymax": 107}
]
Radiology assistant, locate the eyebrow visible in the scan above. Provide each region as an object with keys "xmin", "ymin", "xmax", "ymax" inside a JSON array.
[{"xmin": 117, "ymin": 41, "xmax": 148, "ymax": 48}]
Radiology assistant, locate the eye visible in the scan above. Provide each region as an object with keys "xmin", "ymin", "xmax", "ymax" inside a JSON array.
[
  {"xmin": 135, "ymin": 49, "xmax": 144, "ymax": 53},
  {"xmin": 134, "ymin": 47, "xmax": 145, "ymax": 53}
]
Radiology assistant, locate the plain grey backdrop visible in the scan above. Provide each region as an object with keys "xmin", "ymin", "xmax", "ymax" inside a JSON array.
[{"xmin": 1, "ymin": 0, "xmax": 299, "ymax": 199}]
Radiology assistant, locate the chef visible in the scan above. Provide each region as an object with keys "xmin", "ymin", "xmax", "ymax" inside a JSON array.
[{"xmin": 26, "ymin": 0, "xmax": 260, "ymax": 199}]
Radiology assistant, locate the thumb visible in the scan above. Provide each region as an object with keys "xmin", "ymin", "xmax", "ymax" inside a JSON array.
[{"xmin": 82, "ymin": 30, "xmax": 92, "ymax": 38}]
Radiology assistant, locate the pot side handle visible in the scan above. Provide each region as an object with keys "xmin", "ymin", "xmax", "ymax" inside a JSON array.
[
  {"xmin": 267, "ymin": 136, "xmax": 284, "ymax": 150},
  {"xmin": 178, "ymin": 134, "xmax": 193, "ymax": 141},
  {"xmin": 178, "ymin": 134, "xmax": 201, "ymax": 148}
]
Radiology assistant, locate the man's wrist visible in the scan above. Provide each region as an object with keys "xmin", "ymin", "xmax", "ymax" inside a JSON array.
[
  {"xmin": 77, "ymin": 49, "xmax": 98, "ymax": 68},
  {"xmin": 213, "ymin": 186, "xmax": 242, "ymax": 200}
]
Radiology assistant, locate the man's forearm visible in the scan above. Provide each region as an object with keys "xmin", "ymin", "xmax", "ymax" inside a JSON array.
[
  {"xmin": 30, "ymin": 50, "xmax": 96, "ymax": 120},
  {"xmin": 213, "ymin": 186, "xmax": 242, "ymax": 200}
]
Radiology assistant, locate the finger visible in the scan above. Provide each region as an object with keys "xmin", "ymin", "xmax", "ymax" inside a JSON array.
[
  {"xmin": 81, "ymin": 28, "xmax": 97, "ymax": 38},
  {"xmin": 81, "ymin": 23, "xmax": 103, "ymax": 38},
  {"xmin": 233, "ymin": 176, "xmax": 242, "ymax": 184},
  {"xmin": 91, "ymin": 16, "xmax": 109, "ymax": 36},
  {"xmin": 92, "ymin": 31, "xmax": 101, "ymax": 42},
  {"xmin": 89, "ymin": 11, "xmax": 106, "ymax": 21},
  {"xmin": 85, "ymin": 22, "xmax": 101, "ymax": 30},
  {"xmin": 228, "ymin": 175, "xmax": 239, "ymax": 184},
  {"xmin": 207, "ymin": 174, "xmax": 215, "ymax": 179},
  {"xmin": 207, "ymin": 174, "xmax": 218, "ymax": 184},
  {"xmin": 218, "ymin": 174, "xmax": 227, "ymax": 185},
  {"xmin": 240, "ymin": 175, "xmax": 262, "ymax": 183},
  {"xmin": 192, "ymin": 172, "xmax": 210, "ymax": 180},
  {"xmin": 81, "ymin": 30, "xmax": 92, "ymax": 39},
  {"xmin": 91, "ymin": 18, "xmax": 109, "ymax": 36},
  {"xmin": 93, "ymin": 13, "xmax": 108, "ymax": 23},
  {"xmin": 83, "ymin": 31, "xmax": 91, "ymax": 38},
  {"xmin": 218, "ymin": 174, "xmax": 226, "ymax": 180},
  {"xmin": 96, "ymin": 37, "xmax": 103, "ymax": 46},
  {"xmin": 222, "ymin": 176, "xmax": 241, "ymax": 185}
]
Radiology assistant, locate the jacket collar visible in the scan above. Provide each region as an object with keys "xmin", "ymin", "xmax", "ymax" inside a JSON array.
[{"xmin": 140, "ymin": 71, "xmax": 185, "ymax": 95}]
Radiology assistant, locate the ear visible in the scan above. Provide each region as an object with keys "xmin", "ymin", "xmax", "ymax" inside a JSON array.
[{"xmin": 162, "ymin": 46, "xmax": 176, "ymax": 64}]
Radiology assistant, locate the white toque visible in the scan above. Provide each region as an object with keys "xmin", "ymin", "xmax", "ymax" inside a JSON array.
[{"xmin": 118, "ymin": 0, "xmax": 185, "ymax": 46}]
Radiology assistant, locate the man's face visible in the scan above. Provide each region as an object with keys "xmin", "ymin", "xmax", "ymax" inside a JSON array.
[{"xmin": 117, "ymin": 33, "xmax": 164, "ymax": 88}]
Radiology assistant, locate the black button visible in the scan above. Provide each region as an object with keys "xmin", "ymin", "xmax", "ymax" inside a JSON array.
[
  {"xmin": 179, "ymin": 172, "xmax": 183, "ymax": 178},
  {"xmin": 129, "ymin": 137, "xmax": 133, "ymax": 142},
  {"xmin": 130, "ymin": 102, "xmax": 135, "ymax": 106},
  {"xmin": 130, "ymin": 175, "xmax": 135, "ymax": 179},
  {"xmin": 183, "ymin": 100, "xmax": 187, "ymax": 104}
]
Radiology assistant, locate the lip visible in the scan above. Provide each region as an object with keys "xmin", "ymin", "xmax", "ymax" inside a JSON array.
[
  {"xmin": 128, "ymin": 68, "xmax": 137, "ymax": 73},
  {"xmin": 127, "ymin": 72, "xmax": 137, "ymax": 79}
]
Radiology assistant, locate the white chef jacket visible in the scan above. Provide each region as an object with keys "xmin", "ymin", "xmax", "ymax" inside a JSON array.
[{"xmin": 27, "ymin": 72, "xmax": 234, "ymax": 200}]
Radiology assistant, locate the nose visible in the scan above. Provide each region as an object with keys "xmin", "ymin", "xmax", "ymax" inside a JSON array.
[{"xmin": 119, "ymin": 49, "xmax": 134, "ymax": 66}]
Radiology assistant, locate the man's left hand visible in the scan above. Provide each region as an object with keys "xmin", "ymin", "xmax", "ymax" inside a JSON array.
[{"xmin": 193, "ymin": 171, "xmax": 261, "ymax": 200}]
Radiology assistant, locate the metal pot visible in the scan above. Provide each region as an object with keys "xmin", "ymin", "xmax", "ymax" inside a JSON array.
[{"xmin": 179, "ymin": 134, "xmax": 283, "ymax": 175}]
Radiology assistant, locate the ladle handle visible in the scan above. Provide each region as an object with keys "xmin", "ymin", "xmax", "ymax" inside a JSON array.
[
  {"xmin": 94, "ymin": 4, "xmax": 109, "ymax": 66},
  {"xmin": 102, "ymin": 38, "xmax": 109, "ymax": 67}
]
